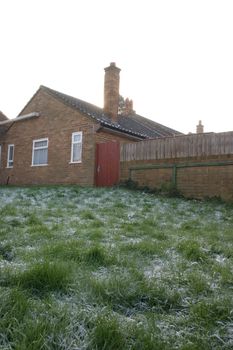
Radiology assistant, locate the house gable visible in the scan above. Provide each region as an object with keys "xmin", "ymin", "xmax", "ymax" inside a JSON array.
[{"xmin": 0, "ymin": 89, "xmax": 98, "ymax": 185}]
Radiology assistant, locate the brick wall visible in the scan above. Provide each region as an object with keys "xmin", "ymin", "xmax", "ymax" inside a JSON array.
[{"xmin": 120, "ymin": 155, "xmax": 233, "ymax": 201}]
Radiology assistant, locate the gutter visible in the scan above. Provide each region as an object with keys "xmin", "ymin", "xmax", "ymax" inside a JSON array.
[
  {"xmin": 98, "ymin": 126, "xmax": 145, "ymax": 141},
  {"xmin": 0, "ymin": 112, "xmax": 40, "ymax": 125}
]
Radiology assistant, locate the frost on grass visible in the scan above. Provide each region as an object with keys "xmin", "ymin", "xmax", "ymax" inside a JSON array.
[
  {"xmin": 0, "ymin": 186, "xmax": 233, "ymax": 349},
  {"xmin": 144, "ymin": 258, "xmax": 166, "ymax": 279}
]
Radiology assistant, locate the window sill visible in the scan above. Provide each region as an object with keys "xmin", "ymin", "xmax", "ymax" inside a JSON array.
[
  {"xmin": 6, "ymin": 166, "xmax": 13, "ymax": 169},
  {"xmin": 31, "ymin": 164, "xmax": 48, "ymax": 167},
  {"xmin": 69, "ymin": 161, "xmax": 82, "ymax": 164}
]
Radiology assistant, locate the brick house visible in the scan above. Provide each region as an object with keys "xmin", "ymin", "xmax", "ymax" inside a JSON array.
[{"xmin": 0, "ymin": 63, "xmax": 181, "ymax": 186}]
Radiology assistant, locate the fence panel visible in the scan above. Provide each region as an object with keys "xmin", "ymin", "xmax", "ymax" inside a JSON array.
[{"xmin": 120, "ymin": 132, "xmax": 233, "ymax": 161}]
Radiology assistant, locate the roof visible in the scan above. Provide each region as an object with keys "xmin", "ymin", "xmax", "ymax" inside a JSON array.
[
  {"xmin": 0, "ymin": 113, "xmax": 40, "ymax": 138},
  {"xmin": 0, "ymin": 124, "xmax": 8, "ymax": 136},
  {"xmin": 0, "ymin": 111, "xmax": 8, "ymax": 122},
  {"xmin": 0, "ymin": 112, "xmax": 8, "ymax": 136},
  {"xmin": 40, "ymin": 86, "xmax": 182, "ymax": 139}
]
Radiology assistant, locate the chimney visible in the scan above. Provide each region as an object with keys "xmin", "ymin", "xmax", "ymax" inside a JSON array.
[
  {"xmin": 104, "ymin": 62, "xmax": 121, "ymax": 122},
  {"xmin": 196, "ymin": 120, "xmax": 204, "ymax": 133}
]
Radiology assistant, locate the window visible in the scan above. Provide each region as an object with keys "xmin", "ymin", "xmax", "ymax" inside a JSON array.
[
  {"xmin": 70, "ymin": 132, "xmax": 82, "ymax": 163},
  {"xmin": 32, "ymin": 138, "xmax": 48, "ymax": 166},
  {"xmin": 7, "ymin": 144, "xmax": 14, "ymax": 168}
]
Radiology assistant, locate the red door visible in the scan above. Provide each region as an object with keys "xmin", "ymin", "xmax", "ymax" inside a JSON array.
[{"xmin": 95, "ymin": 142, "xmax": 120, "ymax": 186}]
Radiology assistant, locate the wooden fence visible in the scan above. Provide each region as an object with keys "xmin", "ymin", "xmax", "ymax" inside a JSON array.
[{"xmin": 120, "ymin": 131, "xmax": 233, "ymax": 161}]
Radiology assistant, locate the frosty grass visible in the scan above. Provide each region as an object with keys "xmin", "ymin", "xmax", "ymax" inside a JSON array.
[{"xmin": 0, "ymin": 186, "xmax": 233, "ymax": 349}]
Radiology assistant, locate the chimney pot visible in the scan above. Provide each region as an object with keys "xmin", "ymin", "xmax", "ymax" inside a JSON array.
[{"xmin": 196, "ymin": 120, "xmax": 204, "ymax": 133}]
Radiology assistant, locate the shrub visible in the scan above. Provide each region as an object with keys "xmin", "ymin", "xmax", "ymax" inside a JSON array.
[
  {"xmin": 159, "ymin": 182, "xmax": 183, "ymax": 198},
  {"xmin": 121, "ymin": 179, "xmax": 182, "ymax": 197},
  {"xmin": 119, "ymin": 179, "xmax": 139, "ymax": 190}
]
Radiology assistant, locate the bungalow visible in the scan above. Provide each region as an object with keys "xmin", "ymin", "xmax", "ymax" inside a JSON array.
[{"xmin": 0, "ymin": 63, "xmax": 181, "ymax": 186}]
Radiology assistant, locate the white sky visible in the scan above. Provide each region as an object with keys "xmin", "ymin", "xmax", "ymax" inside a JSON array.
[{"xmin": 0, "ymin": 0, "xmax": 233, "ymax": 134}]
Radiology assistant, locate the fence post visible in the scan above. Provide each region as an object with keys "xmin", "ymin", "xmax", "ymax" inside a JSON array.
[{"xmin": 172, "ymin": 165, "xmax": 177, "ymax": 187}]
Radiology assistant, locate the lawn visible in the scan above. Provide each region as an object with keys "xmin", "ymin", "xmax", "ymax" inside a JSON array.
[{"xmin": 0, "ymin": 186, "xmax": 233, "ymax": 349}]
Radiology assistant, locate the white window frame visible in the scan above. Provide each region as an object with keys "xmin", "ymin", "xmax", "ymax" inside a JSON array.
[
  {"xmin": 7, "ymin": 144, "xmax": 14, "ymax": 168},
  {"xmin": 70, "ymin": 132, "xmax": 82, "ymax": 164},
  {"xmin": 31, "ymin": 138, "xmax": 48, "ymax": 166}
]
